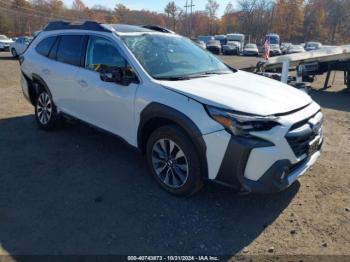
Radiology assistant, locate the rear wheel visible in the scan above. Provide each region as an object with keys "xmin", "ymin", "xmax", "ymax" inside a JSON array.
[
  {"xmin": 35, "ymin": 89, "xmax": 59, "ymax": 130},
  {"xmin": 146, "ymin": 125, "xmax": 203, "ymax": 196}
]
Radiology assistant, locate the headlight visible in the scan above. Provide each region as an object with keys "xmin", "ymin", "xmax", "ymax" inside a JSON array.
[{"xmin": 206, "ymin": 105, "xmax": 280, "ymax": 137}]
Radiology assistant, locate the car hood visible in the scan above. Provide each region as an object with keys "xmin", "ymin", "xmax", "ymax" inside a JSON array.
[
  {"xmin": 244, "ymin": 48, "xmax": 258, "ymax": 52},
  {"xmin": 159, "ymin": 70, "xmax": 312, "ymax": 116},
  {"xmin": 0, "ymin": 39, "xmax": 13, "ymax": 44}
]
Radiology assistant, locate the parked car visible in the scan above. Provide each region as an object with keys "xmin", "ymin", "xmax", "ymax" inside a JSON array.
[
  {"xmin": 305, "ymin": 42, "xmax": 322, "ymax": 51},
  {"xmin": 10, "ymin": 36, "xmax": 33, "ymax": 57},
  {"xmin": 243, "ymin": 43, "xmax": 259, "ymax": 56},
  {"xmin": 194, "ymin": 40, "xmax": 206, "ymax": 49},
  {"xmin": 286, "ymin": 44, "xmax": 305, "ymax": 54},
  {"xmin": 206, "ymin": 40, "xmax": 221, "ymax": 55},
  {"xmin": 0, "ymin": 35, "xmax": 14, "ymax": 51},
  {"xmin": 222, "ymin": 41, "xmax": 240, "ymax": 55},
  {"xmin": 20, "ymin": 21, "xmax": 324, "ymax": 196},
  {"xmin": 197, "ymin": 35, "xmax": 214, "ymax": 45},
  {"xmin": 281, "ymin": 42, "xmax": 292, "ymax": 54},
  {"xmin": 269, "ymin": 45, "xmax": 282, "ymax": 56}
]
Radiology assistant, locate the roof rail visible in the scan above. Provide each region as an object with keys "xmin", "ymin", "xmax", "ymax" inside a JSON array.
[
  {"xmin": 43, "ymin": 20, "xmax": 111, "ymax": 32},
  {"xmin": 141, "ymin": 25, "xmax": 174, "ymax": 34}
]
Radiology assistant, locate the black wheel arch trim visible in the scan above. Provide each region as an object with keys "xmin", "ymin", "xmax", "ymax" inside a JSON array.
[
  {"xmin": 138, "ymin": 102, "xmax": 208, "ymax": 178},
  {"xmin": 215, "ymin": 136, "xmax": 274, "ymax": 190},
  {"xmin": 31, "ymin": 73, "xmax": 53, "ymax": 97}
]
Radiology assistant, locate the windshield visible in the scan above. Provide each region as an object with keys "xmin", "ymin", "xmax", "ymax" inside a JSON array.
[
  {"xmin": 227, "ymin": 41, "xmax": 239, "ymax": 46},
  {"xmin": 0, "ymin": 35, "xmax": 9, "ymax": 40},
  {"xmin": 245, "ymin": 44, "xmax": 256, "ymax": 48},
  {"xmin": 307, "ymin": 43, "xmax": 320, "ymax": 48},
  {"xmin": 122, "ymin": 34, "xmax": 231, "ymax": 79},
  {"xmin": 267, "ymin": 36, "xmax": 279, "ymax": 45}
]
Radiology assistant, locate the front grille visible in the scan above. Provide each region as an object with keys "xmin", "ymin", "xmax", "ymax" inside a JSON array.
[{"xmin": 286, "ymin": 112, "xmax": 323, "ymax": 158}]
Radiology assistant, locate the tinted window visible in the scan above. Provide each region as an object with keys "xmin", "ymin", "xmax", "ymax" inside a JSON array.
[
  {"xmin": 57, "ymin": 35, "xmax": 85, "ymax": 66},
  {"xmin": 36, "ymin": 36, "xmax": 57, "ymax": 57},
  {"xmin": 85, "ymin": 36, "xmax": 125, "ymax": 71},
  {"xmin": 48, "ymin": 37, "xmax": 60, "ymax": 60}
]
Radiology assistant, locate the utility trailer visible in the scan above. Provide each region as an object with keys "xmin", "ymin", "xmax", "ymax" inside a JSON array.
[{"xmin": 247, "ymin": 45, "xmax": 350, "ymax": 90}]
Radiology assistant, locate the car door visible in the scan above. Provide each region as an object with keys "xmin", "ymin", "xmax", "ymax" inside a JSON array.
[
  {"xmin": 74, "ymin": 35, "xmax": 139, "ymax": 144},
  {"xmin": 47, "ymin": 34, "xmax": 87, "ymax": 118}
]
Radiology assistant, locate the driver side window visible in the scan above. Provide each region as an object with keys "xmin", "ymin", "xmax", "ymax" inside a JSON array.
[{"xmin": 85, "ymin": 36, "xmax": 126, "ymax": 72}]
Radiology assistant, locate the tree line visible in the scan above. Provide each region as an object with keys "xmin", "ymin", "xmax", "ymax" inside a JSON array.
[{"xmin": 0, "ymin": 0, "xmax": 349, "ymax": 45}]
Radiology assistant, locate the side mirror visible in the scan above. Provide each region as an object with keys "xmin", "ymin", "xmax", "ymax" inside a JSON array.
[{"xmin": 99, "ymin": 65, "xmax": 139, "ymax": 86}]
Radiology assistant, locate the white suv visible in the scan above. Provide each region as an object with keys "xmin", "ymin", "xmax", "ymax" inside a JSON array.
[{"xmin": 20, "ymin": 21, "xmax": 324, "ymax": 196}]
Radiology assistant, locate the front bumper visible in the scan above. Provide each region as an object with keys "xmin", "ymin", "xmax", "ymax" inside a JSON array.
[
  {"xmin": 207, "ymin": 47, "xmax": 221, "ymax": 54},
  {"xmin": 0, "ymin": 44, "xmax": 10, "ymax": 50},
  {"xmin": 204, "ymin": 102, "xmax": 323, "ymax": 193},
  {"xmin": 270, "ymin": 50, "xmax": 281, "ymax": 56},
  {"xmin": 241, "ymin": 142, "xmax": 322, "ymax": 193}
]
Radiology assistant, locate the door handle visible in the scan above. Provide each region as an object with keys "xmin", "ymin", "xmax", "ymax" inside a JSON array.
[
  {"xmin": 77, "ymin": 80, "xmax": 88, "ymax": 88},
  {"xmin": 42, "ymin": 69, "xmax": 50, "ymax": 75}
]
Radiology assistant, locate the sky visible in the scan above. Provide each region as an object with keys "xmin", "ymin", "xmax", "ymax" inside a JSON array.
[{"xmin": 62, "ymin": 0, "xmax": 236, "ymax": 16}]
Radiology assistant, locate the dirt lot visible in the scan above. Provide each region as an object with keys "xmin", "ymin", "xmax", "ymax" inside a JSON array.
[{"xmin": 0, "ymin": 52, "xmax": 349, "ymax": 260}]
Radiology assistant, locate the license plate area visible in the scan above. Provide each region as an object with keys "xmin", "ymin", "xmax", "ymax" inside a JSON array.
[{"xmin": 308, "ymin": 137, "xmax": 320, "ymax": 156}]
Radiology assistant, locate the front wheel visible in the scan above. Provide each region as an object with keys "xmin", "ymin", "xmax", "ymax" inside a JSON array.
[
  {"xmin": 35, "ymin": 89, "xmax": 59, "ymax": 130},
  {"xmin": 146, "ymin": 125, "xmax": 203, "ymax": 196}
]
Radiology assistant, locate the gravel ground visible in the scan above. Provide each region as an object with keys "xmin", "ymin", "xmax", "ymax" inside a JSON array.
[{"xmin": 0, "ymin": 52, "xmax": 349, "ymax": 260}]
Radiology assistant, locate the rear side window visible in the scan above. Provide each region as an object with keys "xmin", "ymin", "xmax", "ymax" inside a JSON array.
[
  {"xmin": 35, "ymin": 36, "xmax": 57, "ymax": 57},
  {"xmin": 56, "ymin": 35, "xmax": 85, "ymax": 66}
]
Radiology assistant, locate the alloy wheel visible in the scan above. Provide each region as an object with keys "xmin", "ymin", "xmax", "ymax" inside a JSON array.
[
  {"xmin": 36, "ymin": 92, "xmax": 52, "ymax": 125},
  {"xmin": 151, "ymin": 138, "xmax": 189, "ymax": 188}
]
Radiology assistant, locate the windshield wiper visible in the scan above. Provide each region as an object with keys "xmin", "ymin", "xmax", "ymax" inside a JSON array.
[
  {"xmin": 154, "ymin": 76, "xmax": 192, "ymax": 81},
  {"xmin": 200, "ymin": 70, "xmax": 231, "ymax": 75},
  {"xmin": 154, "ymin": 71, "xmax": 231, "ymax": 81}
]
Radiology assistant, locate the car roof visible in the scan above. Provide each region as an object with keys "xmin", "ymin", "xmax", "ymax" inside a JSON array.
[
  {"xmin": 107, "ymin": 24, "xmax": 153, "ymax": 33},
  {"xmin": 43, "ymin": 21, "xmax": 174, "ymax": 35}
]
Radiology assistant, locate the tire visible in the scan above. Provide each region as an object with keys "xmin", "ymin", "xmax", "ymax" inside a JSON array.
[
  {"xmin": 146, "ymin": 125, "xmax": 203, "ymax": 196},
  {"xmin": 11, "ymin": 48, "xmax": 17, "ymax": 58},
  {"xmin": 34, "ymin": 88, "xmax": 59, "ymax": 130}
]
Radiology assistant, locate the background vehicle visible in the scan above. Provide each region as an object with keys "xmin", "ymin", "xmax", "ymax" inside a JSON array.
[
  {"xmin": 194, "ymin": 40, "xmax": 206, "ymax": 49},
  {"xmin": 243, "ymin": 43, "xmax": 259, "ymax": 56},
  {"xmin": 222, "ymin": 41, "xmax": 240, "ymax": 55},
  {"xmin": 226, "ymin": 33, "xmax": 245, "ymax": 53},
  {"xmin": 20, "ymin": 21, "xmax": 323, "ymax": 197},
  {"xmin": 197, "ymin": 35, "xmax": 214, "ymax": 45},
  {"xmin": 286, "ymin": 44, "xmax": 305, "ymax": 54},
  {"xmin": 281, "ymin": 42, "xmax": 292, "ymax": 54},
  {"xmin": 305, "ymin": 42, "xmax": 322, "ymax": 51},
  {"xmin": 0, "ymin": 35, "xmax": 14, "ymax": 51},
  {"xmin": 214, "ymin": 35, "xmax": 227, "ymax": 52},
  {"xmin": 265, "ymin": 33, "xmax": 281, "ymax": 56},
  {"xmin": 10, "ymin": 36, "xmax": 33, "ymax": 57},
  {"xmin": 206, "ymin": 40, "xmax": 221, "ymax": 54}
]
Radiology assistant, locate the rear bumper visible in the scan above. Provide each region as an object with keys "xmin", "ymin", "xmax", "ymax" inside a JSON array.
[{"xmin": 20, "ymin": 72, "xmax": 31, "ymax": 103}]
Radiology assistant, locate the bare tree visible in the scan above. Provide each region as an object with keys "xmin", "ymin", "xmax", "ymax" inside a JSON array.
[
  {"xmin": 164, "ymin": 1, "xmax": 179, "ymax": 31},
  {"xmin": 205, "ymin": 0, "xmax": 219, "ymax": 34}
]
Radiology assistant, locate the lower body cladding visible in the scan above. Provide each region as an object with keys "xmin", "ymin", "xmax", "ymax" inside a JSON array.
[{"xmin": 203, "ymin": 104, "xmax": 323, "ymax": 193}]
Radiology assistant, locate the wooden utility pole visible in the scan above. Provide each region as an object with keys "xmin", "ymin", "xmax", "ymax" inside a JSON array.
[{"xmin": 184, "ymin": 0, "xmax": 195, "ymax": 37}]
